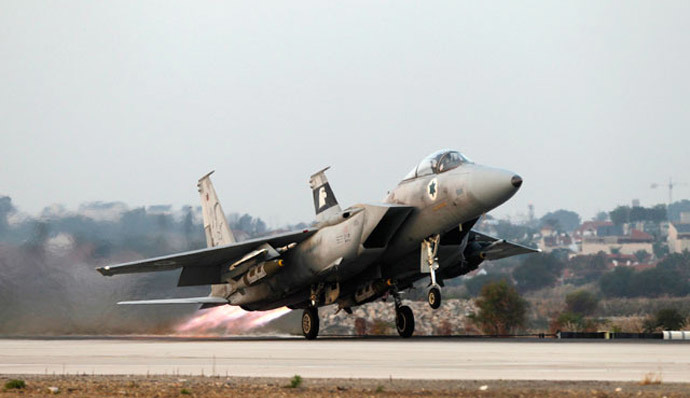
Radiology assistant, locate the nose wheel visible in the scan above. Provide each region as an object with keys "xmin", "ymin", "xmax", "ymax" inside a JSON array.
[
  {"xmin": 302, "ymin": 307, "xmax": 319, "ymax": 340},
  {"xmin": 427, "ymin": 286, "xmax": 441, "ymax": 309}
]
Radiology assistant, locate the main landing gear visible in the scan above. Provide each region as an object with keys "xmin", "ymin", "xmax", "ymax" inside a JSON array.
[
  {"xmin": 302, "ymin": 307, "xmax": 319, "ymax": 340},
  {"xmin": 422, "ymin": 235, "xmax": 443, "ymax": 310},
  {"xmin": 391, "ymin": 289, "xmax": 414, "ymax": 338}
]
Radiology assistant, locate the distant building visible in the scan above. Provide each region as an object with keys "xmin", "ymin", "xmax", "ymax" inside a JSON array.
[
  {"xmin": 668, "ymin": 223, "xmax": 690, "ymax": 253},
  {"xmin": 573, "ymin": 221, "xmax": 617, "ymax": 241},
  {"xmin": 581, "ymin": 229, "xmax": 654, "ymax": 256},
  {"xmin": 539, "ymin": 233, "xmax": 573, "ymax": 253},
  {"xmin": 607, "ymin": 253, "xmax": 637, "ymax": 267},
  {"xmin": 681, "ymin": 212, "xmax": 690, "ymax": 223},
  {"xmin": 539, "ymin": 224, "xmax": 574, "ymax": 253}
]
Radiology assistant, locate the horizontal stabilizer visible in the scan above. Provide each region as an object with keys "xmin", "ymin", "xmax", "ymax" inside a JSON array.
[
  {"xmin": 470, "ymin": 231, "xmax": 541, "ymax": 260},
  {"xmin": 117, "ymin": 296, "xmax": 228, "ymax": 305}
]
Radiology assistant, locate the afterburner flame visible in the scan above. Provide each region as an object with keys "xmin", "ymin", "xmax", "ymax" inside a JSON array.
[{"xmin": 175, "ymin": 306, "xmax": 291, "ymax": 335}]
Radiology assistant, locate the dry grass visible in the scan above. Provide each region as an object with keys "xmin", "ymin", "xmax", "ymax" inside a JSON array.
[
  {"xmin": 2, "ymin": 375, "xmax": 689, "ymax": 398},
  {"xmin": 639, "ymin": 372, "xmax": 663, "ymax": 385}
]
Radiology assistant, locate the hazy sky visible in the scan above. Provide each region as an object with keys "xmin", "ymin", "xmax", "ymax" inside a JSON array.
[{"xmin": 2, "ymin": 1, "xmax": 689, "ymax": 226}]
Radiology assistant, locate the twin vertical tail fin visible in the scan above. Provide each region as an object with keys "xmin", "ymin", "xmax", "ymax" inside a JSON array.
[
  {"xmin": 309, "ymin": 167, "xmax": 341, "ymax": 222},
  {"xmin": 198, "ymin": 171, "xmax": 236, "ymax": 302},
  {"xmin": 197, "ymin": 171, "xmax": 236, "ymax": 248}
]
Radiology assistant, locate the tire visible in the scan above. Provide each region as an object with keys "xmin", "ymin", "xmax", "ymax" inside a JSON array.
[
  {"xmin": 428, "ymin": 286, "xmax": 441, "ymax": 309},
  {"xmin": 302, "ymin": 307, "xmax": 319, "ymax": 340},
  {"xmin": 395, "ymin": 305, "xmax": 415, "ymax": 338}
]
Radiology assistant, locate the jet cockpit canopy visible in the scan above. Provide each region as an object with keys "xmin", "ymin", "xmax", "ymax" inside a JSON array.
[{"xmin": 402, "ymin": 149, "xmax": 472, "ymax": 180}]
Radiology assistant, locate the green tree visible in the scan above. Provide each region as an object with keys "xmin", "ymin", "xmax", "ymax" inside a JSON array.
[
  {"xmin": 630, "ymin": 267, "xmax": 688, "ymax": 298},
  {"xmin": 540, "ymin": 209, "xmax": 581, "ymax": 232},
  {"xmin": 565, "ymin": 290, "xmax": 599, "ymax": 316},
  {"xmin": 650, "ymin": 204, "xmax": 668, "ymax": 223},
  {"xmin": 599, "ymin": 266, "xmax": 634, "ymax": 297},
  {"xmin": 594, "ymin": 211, "xmax": 609, "ymax": 222},
  {"xmin": 464, "ymin": 273, "xmax": 506, "ymax": 297},
  {"xmin": 644, "ymin": 308, "xmax": 686, "ymax": 332},
  {"xmin": 567, "ymin": 252, "xmax": 608, "ymax": 283},
  {"xmin": 633, "ymin": 250, "xmax": 649, "ymax": 263},
  {"xmin": 551, "ymin": 290, "xmax": 600, "ymax": 333},
  {"xmin": 653, "ymin": 241, "xmax": 669, "ymax": 259},
  {"xmin": 512, "ymin": 253, "xmax": 563, "ymax": 292},
  {"xmin": 668, "ymin": 200, "xmax": 690, "ymax": 222},
  {"xmin": 657, "ymin": 252, "xmax": 690, "ymax": 280},
  {"xmin": 469, "ymin": 280, "xmax": 528, "ymax": 335},
  {"xmin": 600, "ymin": 266, "xmax": 689, "ymax": 298},
  {"xmin": 609, "ymin": 206, "xmax": 630, "ymax": 225}
]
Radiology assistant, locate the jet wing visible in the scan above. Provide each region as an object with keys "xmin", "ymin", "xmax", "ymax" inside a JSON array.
[
  {"xmin": 96, "ymin": 228, "xmax": 318, "ymax": 286},
  {"xmin": 118, "ymin": 296, "xmax": 228, "ymax": 305},
  {"xmin": 469, "ymin": 231, "xmax": 540, "ymax": 260}
]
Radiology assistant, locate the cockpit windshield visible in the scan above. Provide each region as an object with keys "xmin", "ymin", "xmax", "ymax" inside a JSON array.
[{"xmin": 402, "ymin": 149, "xmax": 472, "ymax": 180}]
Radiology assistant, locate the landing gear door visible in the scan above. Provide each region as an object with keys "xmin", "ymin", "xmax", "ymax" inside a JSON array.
[{"xmin": 420, "ymin": 235, "xmax": 440, "ymax": 273}]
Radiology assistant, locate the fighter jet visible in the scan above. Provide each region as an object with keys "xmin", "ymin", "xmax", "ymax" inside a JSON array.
[{"xmin": 98, "ymin": 149, "xmax": 538, "ymax": 339}]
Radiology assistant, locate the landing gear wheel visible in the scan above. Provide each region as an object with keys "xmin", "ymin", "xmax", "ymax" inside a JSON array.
[
  {"xmin": 395, "ymin": 305, "xmax": 415, "ymax": 338},
  {"xmin": 428, "ymin": 286, "xmax": 441, "ymax": 309},
  {"xmin": 302, "ymin": 307, "xmax": 319, "ymax": 340}
]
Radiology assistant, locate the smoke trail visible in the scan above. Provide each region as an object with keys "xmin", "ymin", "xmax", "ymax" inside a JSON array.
[{"xmin": 175, "ymin": 306, "xmax": 292, "ymax": 335}]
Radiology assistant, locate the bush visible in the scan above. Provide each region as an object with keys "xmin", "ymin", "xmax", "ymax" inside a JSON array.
[
  {"xmin": 551, "ymin": 311, "xmax": 600, "ymax": 332},
  {"xmin": 600, "ymin": 266, "xmax": 689, "ymax": 298},
  {"xmin": 565, "ymin": 290, "xmax": 599, "ymax": 316},
  {"xmin": 4, "ymin": 379, "xmax": 26, "ymax": 390},
  {"xmin": 469, "ymin": 280, "xmax": 528, "ymax": 335},
  {"xmin": 630, "ymin": 268, "xmax": 688, "ymax": 298},
  {"xmin": 287, "ymin": 375, "xmax": 303, "ymax": 388},
  {"xmin": 567, "ymin": 252, "xmax": 608, "ymax": 284},
  {"xmin": 513, "ymin": 261, "xmax": 554, "ymax": 290},
  {"xmin": 465, "ymin": 273, "xmax": 507, "ymax": 297},
  {"xmin": 600, "ymin": 267, "xmax": 635, "ymax": 297},
  {"xmin": 644, "ymin": 308, "xmax": 687, "ymax": 332},
  {"xmin": 512, "ymin": 253, "xmax": 562, "ymax": 292}
]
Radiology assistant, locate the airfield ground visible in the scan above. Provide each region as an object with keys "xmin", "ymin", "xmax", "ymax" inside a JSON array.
[
  {"xmin": 2, "ymin": 337, "xmax": 690, "ymax": 382},
  {"xmin": 2, "ymin": 375, "xmax": 690, "ymax": 398},
  {"xmin": 1, "ymin": 337, "xmax": 689, "ymax": 397}
]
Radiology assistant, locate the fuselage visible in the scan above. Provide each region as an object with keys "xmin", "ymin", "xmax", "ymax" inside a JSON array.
[{"xmin": 231, "ymin": 150, "xmax": 522, "ymax": 310}]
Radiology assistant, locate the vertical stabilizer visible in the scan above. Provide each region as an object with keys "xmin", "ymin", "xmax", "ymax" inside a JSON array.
[
  {"xmin": 309, "ymin": 167, "xmax": 341, "ymax": 222},
  {"xmin": 197, "ymin": 171, "xmax": 236, "ymax": 248}
]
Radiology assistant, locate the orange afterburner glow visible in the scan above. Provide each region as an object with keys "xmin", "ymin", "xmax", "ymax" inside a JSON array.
[{"xmin": 175, "ymin": 305, "xmax": 291, "ymax": 335}]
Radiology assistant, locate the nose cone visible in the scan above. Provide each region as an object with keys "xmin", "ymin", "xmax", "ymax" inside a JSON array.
[{"xmin": 469, "ymin": 167, "xmax": 522, "ymax": 211}]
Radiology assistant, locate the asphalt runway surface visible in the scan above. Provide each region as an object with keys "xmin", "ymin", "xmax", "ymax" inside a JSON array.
[{"xmin": 2, "ymin": 336, "xmax": 690, "ymax": 382}]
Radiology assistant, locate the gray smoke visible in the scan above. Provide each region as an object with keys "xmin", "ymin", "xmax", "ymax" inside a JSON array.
[{"xmin": 0, "ymin": 196, "xmax": 292, "ymax": 335}]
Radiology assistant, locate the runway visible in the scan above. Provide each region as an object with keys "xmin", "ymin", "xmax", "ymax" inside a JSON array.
[{"xmin": 2, "ymin": 337, "xmax": 690, "ymax": 382}]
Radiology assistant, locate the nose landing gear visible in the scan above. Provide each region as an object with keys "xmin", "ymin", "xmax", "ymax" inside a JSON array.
[
  {"xmin": 422, "ymin": 235, "xmax": 443, "ymax": 310},
  {"xmin": 427, "ymin": 286, "xmax": 441, "ymax": 309}
]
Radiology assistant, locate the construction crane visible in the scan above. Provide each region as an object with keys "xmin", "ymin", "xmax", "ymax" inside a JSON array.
[{"xmin": 651, "ymin": 178, "xmax": 688, "ymax": 205}]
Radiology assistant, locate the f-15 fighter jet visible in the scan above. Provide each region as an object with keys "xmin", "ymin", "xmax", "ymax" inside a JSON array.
[{"xmin": 98, "ymin": 149, "xmax": 538, "ymax": 339}]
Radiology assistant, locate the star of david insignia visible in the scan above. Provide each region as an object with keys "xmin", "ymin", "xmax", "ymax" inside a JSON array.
[{"xmin": 427, "ymin": 178, "xmax": 438, "ymax": 200}]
